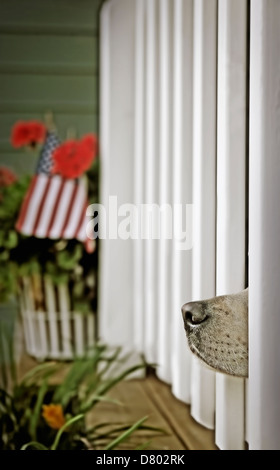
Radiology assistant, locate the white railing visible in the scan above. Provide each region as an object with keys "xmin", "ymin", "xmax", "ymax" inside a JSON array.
[
  {"xmin": 248, "ymin": 0, "xmax": 280, "ymax": 451},
  {"xmin": 99, "ymin": 0, "xmax": 280, "ymax": 450},
  {"xmin": 20, "ymin": 276, "xmax": 96, "ymax": 360}
]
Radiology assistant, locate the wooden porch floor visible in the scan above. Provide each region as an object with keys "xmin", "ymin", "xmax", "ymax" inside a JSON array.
[
  {"xmin": 18, "ymin": 355, "xmax": 217, "ymax": 451},
  {"xmin": 88, "ymin": 373, "xmax": 217, "ymax": 450}
]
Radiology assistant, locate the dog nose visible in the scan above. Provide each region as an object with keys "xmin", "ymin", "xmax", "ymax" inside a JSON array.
[{"xmin": 181, "ymin": 302, "xmax": 208, "ymax": 326}]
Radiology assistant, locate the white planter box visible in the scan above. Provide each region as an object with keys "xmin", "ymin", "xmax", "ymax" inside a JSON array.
[{"xmin": 19, "ymin": 276, "xmax": 96, "ymax": 360}]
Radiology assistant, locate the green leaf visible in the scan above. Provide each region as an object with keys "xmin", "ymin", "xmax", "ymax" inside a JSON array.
[
  {"xmin": 29, "ymin": 379, "xmax": 49, "ymax": 441},
  {"xmin": 93, "ymin": 363, "xmax": 147, "ymax": 403},
  {"xmin": 88, "ymin": 422, "xmax": 167, "ymax": 443},
  {"xmin": 51, "ymin": 273, "xmax": 69, "ymax": 285},
  {"xmin": 20, "ymin": 361, "xmax": 59, "ymax": 386},
  {"xmin": 50, "ymin": 414, "xmax": 84, "ymax": 450},
  {"xmin": 94, "ymin": 346, "xmax": 123, "ymax": 380},
  {"xmin": 72, "ymin": 280, "xmax": 85, "ymax": 298},
  {"xmin": 56, "ymin": 244, "xmax": 83, "ymax": 270},
  {"xmin": 4, "ymin": 231, "xmax": 18, "ymax": 249},
  {"xmin": 72, "ymin": 300, "xmax": 89, "ymax": 314},
  {"xmin": 80, "ymin": 394, "xmax": 122, "ymax": 414},
  {"xmin": 134, "ymin": 440, "xmax": 153, "ymax": 450},
  {"xmin": 21, "ymin": 441, "xmax": 49, "ymax": 450},
  {"xmin": 53, "ymin": 358, "xmax": 97, "ymax": 408},
  {"xmin": 0, "ymin": 249, "xmax": 9, "ymax": 261},
  {"xmin": 104, "ymin": 416, "xmax": 148, "ymax": 450}
]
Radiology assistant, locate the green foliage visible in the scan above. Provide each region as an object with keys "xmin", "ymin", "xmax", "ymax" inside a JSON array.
[
  {"xmin": 0, "ymin": 344, "xmax": 165, "ymax": 450},
  {"xmin": 0, "ymin": 176, "xmax": 31, "ymax": 231},
  {"xmin": 0, "ymin": 161, "xmax": 99, "ymax": 310},
  {"xmin": 104, "ymin": 416, "xmax": 149, "ymax": 450}
]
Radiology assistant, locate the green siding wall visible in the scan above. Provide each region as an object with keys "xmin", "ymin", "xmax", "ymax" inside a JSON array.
[
  {"xmin": 0, "ymin": 0, "xmax": 104, "ymax": 347},
  {"xmin": 0, "ymin": 0, "xmax": 103, "ymax": 175}
]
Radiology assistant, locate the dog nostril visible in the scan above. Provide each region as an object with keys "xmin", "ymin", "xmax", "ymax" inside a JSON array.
[
  {"xmin": 181, "ymin": 302, "xmax": 208, "ymax": 326},
  {"xmin": 185, "ymin": 310, "xmax": 202, "ymax": 325}
]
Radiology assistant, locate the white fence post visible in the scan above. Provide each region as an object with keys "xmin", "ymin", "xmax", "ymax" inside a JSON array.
[
  {"xmin": 170, "ymin": 0, "xmax": 193, "ymax": 403},
  {"xmin": 215, "ymin": 0, "xmax": 247, "ymax": 450},
  {"xmin": 99, "ymin": 0, "xmax": 136, "ymax": 352},
  {"xmin": 157, "ymin": 0, "xmax": 173, "ymax": 383},
  {"xmin": 143, "ymin": 0, "xmax": 159, "ymax": 364},
  {"xmin": 44, "ymin": 276, "xmax": 60, "ymax": 357},
  {"xmin": 191, "ymin": 0, "xmax": 217, "ymax": 429},
  {"xmin": 249, "ymin": 0, "xmax": 280, "ymax": 450},
  {"xmin": 57, "ymin": 284, "xmax": 72, "ymax": 358},
  {"xmin": 133, "ymin": 0, "xmax": 145, "ymax": 355}
]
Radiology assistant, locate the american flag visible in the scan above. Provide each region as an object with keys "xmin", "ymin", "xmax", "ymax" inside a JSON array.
[{"xmin": 15, "ymin": 131, "xmax": 90, "ymax": 244}]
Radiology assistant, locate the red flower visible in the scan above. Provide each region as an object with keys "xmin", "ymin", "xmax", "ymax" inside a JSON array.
[
  {"xmin": 0, "ymin": 166, "xmax": 17, "ymax": 188},
  {"xmin": 11, "ymin": 121, "xmax": 46, "ymax": 148},
  {"xmin": 52, "ymin": 134, "xmax": 98, "ymax": 179}
]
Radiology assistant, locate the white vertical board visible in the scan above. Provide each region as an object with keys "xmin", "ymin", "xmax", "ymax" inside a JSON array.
[
  {"xmin": 22, "ymin": 277, "xmax": 36, "ymax": 356},
  {"xmin": 216, "ymin": 0, "xmax": 247, "ymax": 450},
  {"xmin": 249, "ymin": 0, "xmax": 280, "ymax": 450},
  {"xmin": 99, "ymin": 0, "xmax": 136, "ymax": 351},
  {"xmin": 170, "ymin": 0, "xmax": 193, "ymax": 403},
  {"xmin": 87, "ymin": 315, "xmax": 95, "ymax": 350},
  {"xmin": 133, "ymin": 0, "xmax": 145, "ymax": 354},
  {"xmin": 99, "ymin": 0, "xmax": 111, "ymax": 347},
  {"xmin": 74, "ymin": 313, "xmax": 84, "ymax": 357},
  {"xmin": 38, "ymin": 311, "xmax": 48, "ymax": 359},
  {"xmin": 44, "ymin": 276, "xmax": 59, "ymax": 357},
  {"xmin": 58, "ymin": 284, "xmax": 72, "ymax": 358},
  {"xmin": 191, "ymin": 0, "xmax": 217, "ymax": 429},
  {"xmin": 157, "ymin": 0, "xmax": 173, "ymax": 383},
  {"xmin": 143, "ymin": 0, "xmax": 159, "ymax": 364}
]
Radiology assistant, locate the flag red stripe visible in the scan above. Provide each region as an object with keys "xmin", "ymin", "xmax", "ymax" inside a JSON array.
[
  {"xmin": 74, "ymin": 199, "xmax": 88, "ymax": 240},
  {"xmin": 31, "ymin": 177, "xmax": 52, "ymax": 235},
  {"xmin": 61, "ymin": 181, "xmax": 79, "ymax": 238},
  {"xmin": 46, "ymin": 178, "xmax": 65, "ymax": 238},
  {"xmin": 15, "ymin": 175, "xmax": 38, "ymax": 232}
]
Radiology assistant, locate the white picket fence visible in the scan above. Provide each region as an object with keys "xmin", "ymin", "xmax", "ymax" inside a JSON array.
[
  {"xmin": 19, "ymin": 276, "xmax": 96, "ymax": 360},
  {"xmin": 99, "ymin": 0, "xmax": 280, "ymax": 450}
]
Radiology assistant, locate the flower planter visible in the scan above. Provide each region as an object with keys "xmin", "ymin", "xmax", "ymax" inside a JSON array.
[{"xmin": 19, "ymin": 276, "xmax": 96, "ymax": 360}]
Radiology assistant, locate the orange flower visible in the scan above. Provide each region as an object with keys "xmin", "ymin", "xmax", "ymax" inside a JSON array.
[{"xmin": 42, "ymin": 404, "xmax": 66, "ymax": 430}]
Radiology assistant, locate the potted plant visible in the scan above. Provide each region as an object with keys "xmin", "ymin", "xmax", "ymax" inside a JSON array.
[
  {"xmin": 0, "ymin": 344, "xmax": 163, "ymax": 450},
  {"xmin": 0, "ymin": 116, "xmax": 99, "ymax": 360}
]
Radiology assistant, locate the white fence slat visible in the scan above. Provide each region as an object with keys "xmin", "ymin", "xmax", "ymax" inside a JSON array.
[
  {"xmin": 249, "ymin": 0, "xmax": 280, "ymax": 450},
  {"xmin": 18, "ymin": 290, "xmax": 30, "ymax": 354},
  {"xmin": 38, "ymin": 311, "xmax": 48, "ymax": 359},
  {"xmin": 22, "ymin": 277, "xmax": 37, "ymax": 356},
  {"xmin": 143, "ymin": 0, "xmax": 159, "ymax": 364},
  {"xmin": 99, "ymin": 0, "xmax": 136, "ymax": 352},
  {"xmin": 191, "ymin": 0, "xmax": 217, "ymax": 429},
  {"xmin": 133, "ymin": 0, "xmax": 145, "ymax": 354},
  {"xmin": 157, "ymin": 0, "xmax": 172, "ymax": 383},
  {"xmin": 216, "ymin": 374, "xmax": 246, "ymax": 449},
  {"xmin": 87, "ymin": 314, "xmax": 95, "ymax": 350},
  {"xmin": 245, "ymin": 378, "xmax": 249, "ymax": 444},
  {"xmin": 215, "ymin": 0, "xmax": 247, "ymax": 450},
  {"xmin": 57, "ymin": 284, "xmax": 72, "ymax": 358},
  {"xmin": 74, "ymin": 313, "xmax": 84, "ymax": 357},
  {"xmin": 44, "ymin": 276, "xmax": 60, "ymax": 357},
  {"xmin": 190, "ymin": 357, "xmax": 216, "ymax": 429},
  {"xmin": 170, "ymin": 0, "xmax": 193, "ymax": 403},
  {"xmin": 99, "ymin": 0, "xmax": 111, "ymax": 348}
]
